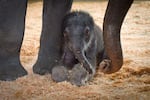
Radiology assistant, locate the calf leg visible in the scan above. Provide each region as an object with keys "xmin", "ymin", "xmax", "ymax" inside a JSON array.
[{"xmin": 52, "ymin": 46, "xmax": 77, "ymax": 82}]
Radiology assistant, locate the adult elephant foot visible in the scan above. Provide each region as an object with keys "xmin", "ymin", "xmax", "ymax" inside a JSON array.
[
  {"xmin": 51, "ymin": 64, "xmax": 93, "ymax": 86},
  {"xmin": 0, "ymin": 0, "xmax": 28, "ymax": 81},
  {"xmin": 0, "ymin": 57, "xmax": 27, "ymax": 81},
  {"xmin": 33, "ymin": 0, "xmax": 73, "ymax": 75},
  {"xmin": 51, "ymin": 66, "xmax": 69, "ymax": 82},
  {"xmin": 69, "ymin": 64, "xmax": 92, "ymax": 86}
]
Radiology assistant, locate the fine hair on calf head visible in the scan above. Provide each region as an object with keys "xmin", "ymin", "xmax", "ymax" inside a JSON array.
[{"xmin": 62, "ymin": 11, "xmax": 94, "ymax": 33}]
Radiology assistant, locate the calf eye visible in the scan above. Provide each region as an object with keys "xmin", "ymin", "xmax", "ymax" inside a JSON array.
[
  {"xmin": 63, "ymin": 27, "xmax": 69, "ymax": 37},
  {"xmin": 63, "ymin": 31, "xmax": 67, "ymax": 37},
  {"xmin": 84, "ymin": 26, "xmax": 90, "ymax": 41},
  {"xmin": 84, "ymin": 26, "xmax": 90, "ymax": 35}
]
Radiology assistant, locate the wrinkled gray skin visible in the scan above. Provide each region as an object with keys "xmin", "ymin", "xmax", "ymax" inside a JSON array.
[
  {"xmin": 52, "ymin": 11, "xmax": 105, "ymax": 86},
  {"xmin": 0, "ymin": 0, "xmax": 72, "ymax": 81},
  {"xmin": 0, "ymin": 0, "xmax": 133, "ymax": 81}
]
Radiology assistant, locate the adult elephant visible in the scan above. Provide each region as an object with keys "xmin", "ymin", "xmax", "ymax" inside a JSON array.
[{"xmin": 0, "ymin": 0, "xmax": 133, "ymax": 81}]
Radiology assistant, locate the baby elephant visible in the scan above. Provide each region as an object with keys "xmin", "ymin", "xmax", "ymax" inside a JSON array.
[{"xmin": 52, "ymin": 11, "xmax": 105, "ymax": 86}]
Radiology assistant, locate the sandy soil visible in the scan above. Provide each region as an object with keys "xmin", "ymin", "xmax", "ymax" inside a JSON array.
[{"xmin": 0, "ymin": 1, "xmax": 150, "ymax": 100}]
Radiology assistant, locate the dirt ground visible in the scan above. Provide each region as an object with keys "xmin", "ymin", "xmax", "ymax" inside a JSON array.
[{"xmin": 0, "ymin": 1, "xmax": 150, "ymax": 100}]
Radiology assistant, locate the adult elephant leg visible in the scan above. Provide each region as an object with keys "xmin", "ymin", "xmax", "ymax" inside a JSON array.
[
  {"xmin": 99, "ymin": 0, "xmax": 133, "ymax": 74},
  {"xmin": 33, "ymin": 0, "xmax": 73, "ymax": 75},
  {"xmin": 0, "ymin": 0, "xmax": 28, "ymax": 81}
]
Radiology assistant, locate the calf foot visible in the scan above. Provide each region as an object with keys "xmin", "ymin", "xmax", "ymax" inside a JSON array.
[
  {"xmin": 33, "ymin": 60, "xmax": 51, "ymax": 75},
  {"xmin": 51, "ymin": 66, "xmax": 69, "ymax": 82},
  {"xmin": 69, "ymin": 64, "xmax": 92, "ymax": 86},
  {"xmin": 33, "ymin": 53, "xmax": 59, "ymax": 75}
]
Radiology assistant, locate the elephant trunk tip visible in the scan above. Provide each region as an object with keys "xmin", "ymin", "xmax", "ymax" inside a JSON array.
[
  {"xmin": 99, "ymin": 57, "xmax": 123, "ymax": 74},
  {"xmin": 107, "ymin": 58, "xmax": 123, "ymax": 74}
]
